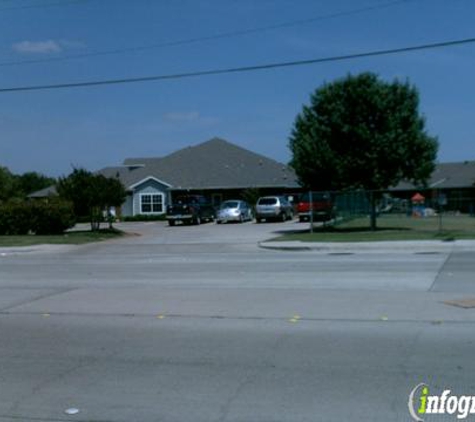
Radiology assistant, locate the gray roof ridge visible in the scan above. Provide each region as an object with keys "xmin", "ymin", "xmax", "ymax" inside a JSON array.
[
  {"xmin": 436, "ymin": 160, "xmax": 475, "ymax": 166},
  {"xmin": 123, "ymin": 157, "xmax": 163, "ymax": 165},
  {"xmin": 163, "ymin": 136, "xmax": 292, "ymax": 168}
]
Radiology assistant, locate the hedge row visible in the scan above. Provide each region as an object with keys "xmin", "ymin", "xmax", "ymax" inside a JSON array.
[
  {"xmin": 0, "ymin": 199, "xmax": 76, "ymax": 235},
  {"xmin": 122, "ymin": 214, "xmax": 167, "ymax": 222}
]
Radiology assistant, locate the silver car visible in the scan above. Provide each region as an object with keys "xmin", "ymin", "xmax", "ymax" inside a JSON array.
[
  {"xmin": 255, "ymin": 196, "xmax": 293, "ymax": 223},
  {"xmin": 216, "ymin": 200, "xmax": 253, "ymax": 224}
]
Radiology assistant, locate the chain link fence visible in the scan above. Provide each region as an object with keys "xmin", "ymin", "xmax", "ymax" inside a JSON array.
[{"xmin": 297, "ymin": 188, "xmax": 475, "ymax": 234}]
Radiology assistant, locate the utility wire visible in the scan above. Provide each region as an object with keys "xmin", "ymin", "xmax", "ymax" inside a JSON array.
[
  {"xmin": 0, "ymin": 0, "xmax": 412, "ymax": 67},
  {"xmin": 0, "ymin": 0, "xmax": 89, "ymax": 11},
  {"xmin": 1, "ymin": 36, "xmax": 473, "ymax": 94}
]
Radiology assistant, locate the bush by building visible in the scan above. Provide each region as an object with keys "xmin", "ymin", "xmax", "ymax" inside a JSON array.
[
  {"xmin": 31, "ymin": 199, "xmax": 76, "ymax": 235},
  {"xmin": 0, "ymin": 199, "xmax": 76, "ymax": 235},
  {"xmin": 122, "ymin": 214, "xmax": 167, "ymax": 222}
]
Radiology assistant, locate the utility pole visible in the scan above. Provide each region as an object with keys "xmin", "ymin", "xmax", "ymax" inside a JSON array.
[{"xmin": 309, "ymin": 190, "xmax": 314, "ymax": 233}]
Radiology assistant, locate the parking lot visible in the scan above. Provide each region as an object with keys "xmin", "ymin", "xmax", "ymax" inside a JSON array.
[{"xmin": 113, "ymin": 217, "xmax": 297, "ymax": 246}]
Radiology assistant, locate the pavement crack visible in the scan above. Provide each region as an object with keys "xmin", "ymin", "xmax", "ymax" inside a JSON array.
[
  {"xmin": 429, "ymin": 249, "xmax": 454, "ymax": 292},
  {"xmin": 215, "ymin": 370, "xmax": 257, "ymax": 422},
  {"xmin": 7, "ymin": 356, "xmax": 93, "ymax": 415},
  {"xmin": 0, "ymin": 288, "xmax": 78, "ymax": 313}
]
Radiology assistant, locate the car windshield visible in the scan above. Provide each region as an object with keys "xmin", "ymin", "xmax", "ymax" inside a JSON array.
[
  {"xmin": 220, "ymin": 201, "xmax": 239, "ymax": 209},
  {"xmin": 258, "ymin": 198, "xmax": 277, "ymax": 205}
]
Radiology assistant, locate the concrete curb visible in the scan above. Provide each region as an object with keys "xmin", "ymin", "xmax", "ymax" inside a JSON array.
[{"xmin": 258, "ymin": 239, "xmax": 475, "ymax": 254}]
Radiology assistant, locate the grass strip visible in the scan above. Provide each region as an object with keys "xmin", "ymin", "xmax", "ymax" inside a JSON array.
[
  {"xmin": 275, "ymin": 215, "xmax": 475, "ymax": 242},
  {"xmin": 0, "ymin": 229, "xmax": 125, "ymax": 247}
]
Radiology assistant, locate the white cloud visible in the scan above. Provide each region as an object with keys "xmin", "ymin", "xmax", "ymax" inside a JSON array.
[
  {"xmin": 162, "ymin": 111, "xmax": 201, "ymax": 122},
  {"xmin": 12, "ymin": 40, "xmax": 62, "ymax": 54}
]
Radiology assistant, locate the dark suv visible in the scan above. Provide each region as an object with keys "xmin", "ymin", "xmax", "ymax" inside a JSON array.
[
  {"xmin": 166, "ymin": 195, "xmax": 214, "ymax": 226},
  {"xmin": 255, "ymin": 196, "xmax": 293, "ymax": 223}
]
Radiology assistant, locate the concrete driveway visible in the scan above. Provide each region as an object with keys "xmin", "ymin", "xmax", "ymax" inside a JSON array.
[{"xmin": 111, "ymin": 219, "xmax": 299, "ymax": 246}]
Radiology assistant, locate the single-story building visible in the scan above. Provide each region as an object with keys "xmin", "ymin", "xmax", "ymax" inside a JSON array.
[
  {"xmin": 389, "ymin": 161, "xmax": 475, "ymax": 213},
  {"xmin": 32, "ymin": 138, "xmax": 301, "ymax": 217}
]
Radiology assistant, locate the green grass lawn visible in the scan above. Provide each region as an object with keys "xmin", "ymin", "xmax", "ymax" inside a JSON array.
[
  {"xmin": 0, "ymin": 229, "xmax": 126, "ymax": 247},
  {"xmin": 276, "ymin": 214, "xmax": 475, "ymax": 242}
]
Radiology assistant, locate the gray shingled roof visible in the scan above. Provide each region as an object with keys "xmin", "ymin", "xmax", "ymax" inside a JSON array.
[
  {"xmin": 28, "ymin": 185, "xmax": 57, "ymax": 198},
  {"xmin": 96, "ymin": 165, "xmax": 149, "ymax": 188},
  {"xmin": 120, "ymin": 137, "xmax": 299, "ymax": 190},
  {"xmin": 29, "ymin": 138, "xmax": 299, "ymax": 197},
  {"xmin": 391, "ymin": 161, "xmax": 475, "ymax": 191}
]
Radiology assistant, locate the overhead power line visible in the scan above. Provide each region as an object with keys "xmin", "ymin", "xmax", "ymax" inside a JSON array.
[
  {"xmin": 0, "ymin": 0, "xmax": 412, "ymax": 68},
  {"xmin": 1, "ymin": 36, "xmax": 473, "ymax": 94},
  {"xmin": 0, "ymin": 0, "xmax": 89, "ymax": 11}
]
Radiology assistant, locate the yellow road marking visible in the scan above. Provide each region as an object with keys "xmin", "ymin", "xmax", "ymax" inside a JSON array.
[{"xmin": 289, "ymin": 314, "xmax": 301, "ymax": 323}]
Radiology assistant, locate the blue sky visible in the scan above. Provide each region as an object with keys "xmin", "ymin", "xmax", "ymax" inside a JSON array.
[{"xmin": 0, "ymin": 0, "xmax": 474, "ymax": 177}]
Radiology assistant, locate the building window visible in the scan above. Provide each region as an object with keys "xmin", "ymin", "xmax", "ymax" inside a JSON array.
[{"xmin": 140, "ymin": 193, "xmax": 164, "ymax": 214}]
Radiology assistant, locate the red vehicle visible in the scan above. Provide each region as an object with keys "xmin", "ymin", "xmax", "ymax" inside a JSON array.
[{"xmin": 297, "ymin": 192, "xmax": 334, "ymax": 222}]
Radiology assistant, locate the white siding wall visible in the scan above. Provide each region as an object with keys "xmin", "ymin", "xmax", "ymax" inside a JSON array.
[{"xmin": 121, "ymin": 194, "xmax": 134, "ymax": 217}]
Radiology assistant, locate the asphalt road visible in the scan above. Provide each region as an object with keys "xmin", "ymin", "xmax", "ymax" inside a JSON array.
[{"xmin": 0, "ymin": 220, "xmax": 474, "ymax": 422}]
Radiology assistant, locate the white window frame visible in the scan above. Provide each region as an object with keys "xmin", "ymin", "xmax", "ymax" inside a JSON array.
[{"xmin": 139, "ymin": 193, "xmax": 165, "ymax": 215}]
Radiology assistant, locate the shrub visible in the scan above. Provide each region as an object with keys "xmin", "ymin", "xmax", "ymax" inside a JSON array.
[
  {"xmin": 0, "ymin": 199, "xmax": 76, "ymax": 235},
  {"xmin": 32, "ymin": 199, "xmax": 76, "ymax": 235},
  {"xmin": 0, "ymin": 200, "xmax": 33, "ymax": 235},
  {"xmin": 122, "ymin": 214, "xmax": 167, "ymax": 222}
]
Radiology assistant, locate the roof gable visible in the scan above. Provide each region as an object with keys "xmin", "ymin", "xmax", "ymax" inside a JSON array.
[
  {"xmin": 121, "ymin": 137, "xmax": 299, "ymax": 189},
  {"xmin": 392, "ymin": 161, "xmax": 475, "ymax": 190}
]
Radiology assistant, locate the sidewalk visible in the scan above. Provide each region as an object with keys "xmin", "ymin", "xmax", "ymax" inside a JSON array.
[
  {"xmin": 0, "ymin": 244, "xmax": 78, "ymax": 256},
  {"xmin": 258, "ymin": 239, "xmax": 475, "ymax": 253}
]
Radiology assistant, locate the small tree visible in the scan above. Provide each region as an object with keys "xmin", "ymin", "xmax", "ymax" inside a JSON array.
[
  {"xmin": 57, "ymin": 169, "xmax": 126, "ymax": 231},
  {"xmin": 93, "ymin": 175, "xmax": 127, "ymax": 229},
  {"xmin": 289, "ymin": 72, "xmax": 438, "ymax": 230}
]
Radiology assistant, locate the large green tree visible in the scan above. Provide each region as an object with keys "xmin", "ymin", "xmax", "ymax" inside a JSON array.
[
  {"xmin": 57, "ymin": 168, "xmax": 126, "ymax": 231},
  {"xmin": 289, "ymin": 72, "xmax": 438, "ymax": 229},
  {"xmin": 0, "ymin": 166, "xmax": 17, "ymax": 202},
  {"xmin": 0, "ymin": 167, "xmax": 56, "ymax": 200}
]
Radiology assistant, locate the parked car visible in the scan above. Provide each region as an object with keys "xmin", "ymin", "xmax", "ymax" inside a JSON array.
[
  {"xmin": 255, "ymin": 196, "xmax": 293, "ymax": 223},
  {"xmin": 216, "ymin": 200, "xmax": 253, "ymax": 224},
  {"xmin": 296, "ymin": 192, "xmax": 334, "ymax": 222},
  {"xmin": 166, "ymin": 195, "xmax": 214, "ymax": 226}
]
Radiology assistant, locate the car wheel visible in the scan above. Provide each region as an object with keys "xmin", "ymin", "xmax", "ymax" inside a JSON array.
[
  {"xmin": 168, "ymin": 220, "xmax": 175, "ymax": 226},
  {"xmin": 256, "ymin": 218, "xmax": 262, "ymax": 223}
]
